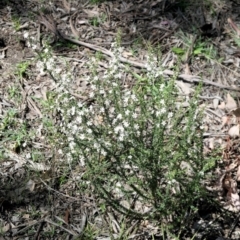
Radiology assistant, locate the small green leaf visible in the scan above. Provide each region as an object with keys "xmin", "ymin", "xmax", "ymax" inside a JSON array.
[
  {"xmin": 193, "ymin": 47, "xmax": 204, "ymax": 55},
  {"xmin": 131, "ymin": 71, "xmax": 147, "ymax": 82},
  {"xmin": 172, "ymin": 47, "xmax": 185, "ymax": 55}
]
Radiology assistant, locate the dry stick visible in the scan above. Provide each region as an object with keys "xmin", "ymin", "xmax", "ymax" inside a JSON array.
[
  {"xmin": 12, "ymin": 220, "xmax": 40, "ymax": 236},
  {"xmin": 228, "ymin": 18, "xmax": 240, "ymax": 36},
  {"xmin": 62, "ymin": 35, "xmax": 240, "ymax": 91},
  {"xmin": 164, "ymin": 70, "xmax": 240, "ymax": 91},
  {"xmin": 39, "ymin": 14, "xmax": 240, "ymax": 91},
  {"xmin": 34, "ymin": 221, "xmax": 45, "ymax": 240}
]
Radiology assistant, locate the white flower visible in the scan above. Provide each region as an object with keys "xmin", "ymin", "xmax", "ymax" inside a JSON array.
[
  {"xmin": 156, "ymin": 110, "xmax": 161, "ymax": 117},
  {"xmin": 134, "ymin": 124, "xmax": 139, "ymax": 130},
  {"xmin": 36, "ymin": 61, "xmax": 45, "ymax": 74},
  {"xmin": 79, "ymin": 110, "xmax": 84, "ymax": 116},
  {"xmin": 67, "ymin": 153, "xmax": 73, "ymax": 162},
  {"xmin": 44, "ymin": 48, "xmax": 49, "ymax": 53},
  {"xmin": 118, "ymin": 134, "xmax": 124, "ymax": 141},
  {"xmin": 23, "ymin": 31, "xmax": 29, "ymax": 39},
  {"xmin": 32, "ymin": 44, "xmax": 37, "ymax": 50},
  {"xmin": 87, "ymin": 128, "xmax": 92, "ymax": 134},
  {"xmin": 69, "ymin": 141, "xmax": 76, "ymax": 150},
  {"xmin": 123, "ymin": 121, "xmax": 129, "ymax": 127},
  {"xmin": 77, "ymin": 102, "xmax": 83, "ymax": 108},
  {"xmin": 71, "ymin": 125, "xmax": 78, "ymax": 133},
  {"xmin": 79, "ymin": 134, "xmax": 85, "ymax": 140},
  {"xmin": 168, "ymin": 112, "xmax": 173, "ymax": 118},
  {"xmin": 46, "ymin": 58, "xmax": 54, "ymax": 70},
  {"xmin": 58, "ymin": 149, "xmax": 63, "ymax": 155},
  {"xmin": 160, "ymin": 84, "xmax": 165, "ymax": 91},
  {"xmin": 91, "ymin": 84, "xmax": 96, "ymax": 90},
  {"xmin": 131, "ymin": 94, "xmax": 137, "ymax": 101},
  {"xmin": 117, "ymin": 114, "xmax": 123, "ymax": 120},
  {"xmin": 105, "ymin": 100, "xmax": 110, "ymax": 106},
  {"xmin": 133, "ymin": 113, "xmax": 138, "ymax": 119},
  {"xmin": 110, "ymin": 107, "xmax": 115, "ymax": 113},
  {"xmin": 79, "ymin": 156, "xmax": 85, "ymax": 166},
  {"xmin": 162, "ymin": 121, "xmax": 166, "ymax": 126},
  {"xmin": 68, "ymin": 136, "xmax": 74, "ymax": 142},
  {"xmin": 160, "ymin": 99, "xmax": 165, "ymax": 105},
  {"xmin": 101, "ymin": 149, "xmax": 107, "ymax": 156},
  {"xmin": 125, "ymin": 109, "xmax": 130, "ymax": 116},
  {"xmin": 115, "ymin": 72, "xmax": 122, "ymax": 79},
  {"xmin": 99, "ymin": 89, "xmax": 105, "ymax": 94},
  {"xmin": 89, "ymin": 92, "xmax": 95, "ymax": 98},
  {"xmin": 146, "ymin": 63, "xmax": 152, "ymax": 71},
  {"xmin": 76, "ymin": 116, "xmax": 82, "ymax": 123},
  {"xmin": 55, "ymin": 68, "xmax": 62, "ymax": 74},
  {"xmin": 71, "ymin": 106, "xmax": 76, "ymax": 116},
  {"xmin": 114, "ymin": 125, "xmax": 124, "ymax": 134},
  {"xmin": 123, "ymin": 97, "xmax": 129, "ymax": 104},
  {"xmin": 94, "ymin": 142, "xmax": 100, "ymax": 150},
  {"xmin": 118, "ymin": 47, "xmax": 124, "ymax": 53},
  {"xmin": 160, "ymin": 108, "xmax": 166, "ymax": 114},
  {"xmin": 87, "ymin": 121, "xmax": 92, "ymax": 126}
]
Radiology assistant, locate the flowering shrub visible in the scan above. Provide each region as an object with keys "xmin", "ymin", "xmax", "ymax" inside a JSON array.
[{"xmin": 36, "ymin": 43, "xmax": 214, "ymax": 229}]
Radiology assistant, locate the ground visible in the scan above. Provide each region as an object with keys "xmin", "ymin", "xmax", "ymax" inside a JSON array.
[{"xmin": 1, "ymin": 0, "xmax": 240, "ymax": 239}]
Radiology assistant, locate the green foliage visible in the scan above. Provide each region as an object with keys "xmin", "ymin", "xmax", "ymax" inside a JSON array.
[
  {"xmin": 15, "ymin": 61, "xmax": 30, "ymax": 79},
  {"xmin": 0, "ymin": 109, "xmax": 33, "ymax": 152},
  {"xmin": 89, "ymin": 13, "xmax": 107, "ymax": 27},
  {"xmin": 11, "ymin": 15, "xmax": 21, "ymax": 31},
  {"xmin": 173, "ymin": 33, "xmax": 218, "ymax": 62},
  {"xmin": 172, "ymin": 47, "xmax": 185, "ymax": 55},
  {"xmin": 89, "ymin": 0, "xmax": 105, "ymax": 4}
]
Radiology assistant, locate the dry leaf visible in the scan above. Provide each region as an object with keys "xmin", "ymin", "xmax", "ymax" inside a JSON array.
[
  {"xmin": 225, "ymin": 93, "xmax": 237, "ymax": 111},
  {"xmin": 25, "ymin": 179, "xmax": 35, "ymax": 192},
  {"xmin": 122, "ymin": 51, "xmax": 133, "ymax": 58},
  {"xmin": 2, "ymin": 224, "xmax": 10, "ymax": 233},
  {"xmin": 176, "ymin": 80, "xmax": 193, "ymax": 95},
  {"xmin": 208, "ymin": 138, "xmax": 214, "ymax": 149},
  {"xmin": 218, "ymin": 101, "xmax": 225, "ymax": 109},
  {"xmin": 213, "ymin": 98, "xmax": 219, "ymax": 109},
  {"xmin": 64, "ymin": 209, "xmax": 70, "ymax": 224},
  {"xmin": 228, "ymin": 124, "xmax": 239, "ymax": 137},
  {"xmin": 228, "ymin": 162, "xmax": 238, "ymax": 171},
  {"xmin": 221, "ymin": 116, "xmax": 229, "ymax": 128}
]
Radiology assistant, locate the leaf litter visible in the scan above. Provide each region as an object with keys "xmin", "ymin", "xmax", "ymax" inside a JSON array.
[{"xmin": 1, "ymin": 0, "xmax": 240, "ymax": 239}]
